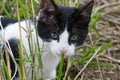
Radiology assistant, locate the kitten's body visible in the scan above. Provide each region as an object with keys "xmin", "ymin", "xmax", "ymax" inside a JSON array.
[
  {"xmin": 0, "ymin": 0, "xmax": 94, "ymax": 79},
  {"xmin": 0, "ymin": 17, "xmax": 60, "ymax": 79}
]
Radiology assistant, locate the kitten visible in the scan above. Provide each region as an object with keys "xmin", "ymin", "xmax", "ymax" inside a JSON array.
[{"xmin": 0, "ymin": 0, "xmax": 94, "ymax": 79}]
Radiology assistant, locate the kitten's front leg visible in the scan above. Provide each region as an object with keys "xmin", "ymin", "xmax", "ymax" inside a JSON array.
[{"xmin": 43, "ymin": 69, "xmax": 56, "ymax": 80}]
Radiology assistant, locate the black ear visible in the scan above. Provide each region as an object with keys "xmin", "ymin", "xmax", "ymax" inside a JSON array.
[
  {"xmin": 75, "ymin": 1, "xmax": 94, "ymax": 26},
  {"xmin": 39, "ymin": 0, "xmax": 59, "ymax": 23},
  {"xmin": 78, "ymin": 1, "xmax": 94, "ymax": 16}
]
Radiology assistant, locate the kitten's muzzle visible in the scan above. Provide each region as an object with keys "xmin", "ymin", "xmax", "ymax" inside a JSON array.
[{"xmin": 60, "ymin": 49, "xmax": 68, "ymax": 54}]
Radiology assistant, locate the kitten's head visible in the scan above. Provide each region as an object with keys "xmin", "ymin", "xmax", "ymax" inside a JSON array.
[{"xmin": 37, "ymin": 0, "xmax": 94, "ymax": 56}]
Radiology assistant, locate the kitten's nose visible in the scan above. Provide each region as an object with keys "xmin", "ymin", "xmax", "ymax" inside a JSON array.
[{"xmin": 60, "ymin": 49, "xmax": 68, "ymax": 54}]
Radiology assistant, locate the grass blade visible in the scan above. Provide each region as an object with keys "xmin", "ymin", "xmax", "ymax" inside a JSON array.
[{"xmin": 57, "ymin": 54, "xmax": 64, "ymax": 80}]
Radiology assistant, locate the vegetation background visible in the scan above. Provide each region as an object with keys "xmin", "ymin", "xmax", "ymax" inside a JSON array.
[{"xmin": 0, "ymin": 0, "xmax": 120, "ymax": 80}]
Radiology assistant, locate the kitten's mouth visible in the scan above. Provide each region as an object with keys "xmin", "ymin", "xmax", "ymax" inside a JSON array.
[
  {"xmin": 50, "ymin": 49, "xmax": 74, "ymax": 57},
  {"xmin": 55, "ymin": 51, "xmax": 74, "ymax": 57},
  {"xmin": 60, "ymin": 49, "xmax": 68, "ymax": 55}
]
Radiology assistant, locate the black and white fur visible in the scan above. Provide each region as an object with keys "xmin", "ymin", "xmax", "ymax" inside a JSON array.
[{"xmin": 0, "ymin": 0, "xmax": 94, "ymax": 79}]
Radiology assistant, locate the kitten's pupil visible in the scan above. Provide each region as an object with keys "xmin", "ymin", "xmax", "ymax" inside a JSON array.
[
  {"xmin": 51, "ymin": 32, "xmax": 58, "ymax": 40},
  {"xmin": 70, "ymin": 35, "xmax": 78, "ymax": 41}
]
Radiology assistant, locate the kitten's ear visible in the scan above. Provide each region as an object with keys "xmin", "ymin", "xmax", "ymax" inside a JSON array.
[
  {"xmin": 77, "ymin": 1, "xmax": 94, "ymax": 25},
  {"xmin": 39, "ymin": 0, "xmax": 59, "ymax": 23}
]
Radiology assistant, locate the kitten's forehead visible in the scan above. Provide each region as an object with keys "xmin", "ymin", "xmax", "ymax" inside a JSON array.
[
  {"xmin": 58, "ymin": 6, "xmax": 76, "ymax": 22},
  {"xmin": 57, "ymin": 6, "xmax": 76, "ymax": 33}
]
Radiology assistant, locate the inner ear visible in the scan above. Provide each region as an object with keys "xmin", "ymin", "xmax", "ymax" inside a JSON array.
[
  {"xmin": 40, "ymin": 0, "xmax": 57, "ymax": 12},
  {"xmin": 78, "ymin": 1, "xmax": 94, "ymax": 16},
  {"xmin": 39, "ymin": 0, "xmax": 60, "ymax": 23}
]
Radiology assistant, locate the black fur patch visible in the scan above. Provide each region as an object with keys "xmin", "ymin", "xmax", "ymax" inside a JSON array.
[
  {"xmin": 0, "ymin": 17, "xmax": 18, "ymax": 29},
  {"xmin": 3, "ymin": 38, "xmax": 19, "ymax": 77}
]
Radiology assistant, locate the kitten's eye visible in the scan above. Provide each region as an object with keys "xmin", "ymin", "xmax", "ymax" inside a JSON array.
[
  {"xmin": 51, "ymin": 32, "xmax": 58, "ymax": 40},
  {"xmin": 70, "ymin": 35, "xmax": 78, "ymax": 41}
]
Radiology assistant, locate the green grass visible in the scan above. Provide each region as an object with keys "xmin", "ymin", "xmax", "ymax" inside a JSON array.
[{"xmin": 0, "ymin": 0, "xmax": 114, "ymax": 80}]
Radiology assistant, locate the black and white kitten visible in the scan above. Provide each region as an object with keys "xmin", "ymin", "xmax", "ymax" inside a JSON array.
[{"xmin": 0, "ymin": 0, "xmax": 94, "ymax": 79}]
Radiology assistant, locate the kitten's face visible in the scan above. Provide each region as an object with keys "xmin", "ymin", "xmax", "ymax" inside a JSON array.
[{"xmin": 37, "ymin": 0, "xmax": 94, "ymax": 56}]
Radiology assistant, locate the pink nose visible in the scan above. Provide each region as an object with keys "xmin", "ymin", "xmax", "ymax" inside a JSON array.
[{"xmin": 60, "ymin": 49, "xmax": 68, "ymax": 54}]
